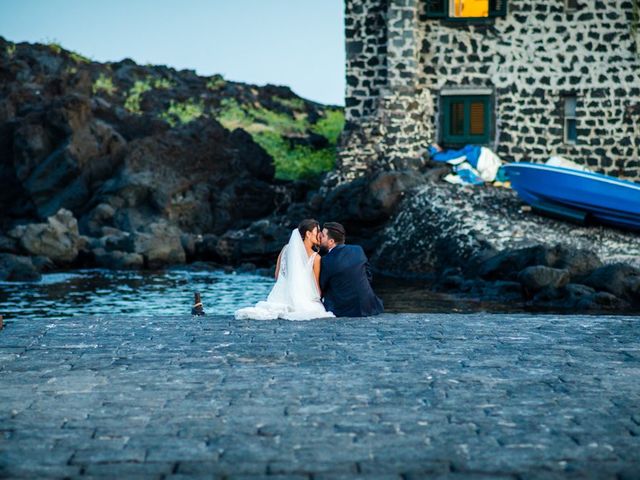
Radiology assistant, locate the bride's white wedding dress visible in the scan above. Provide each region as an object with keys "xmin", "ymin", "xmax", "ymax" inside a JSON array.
[{"xmin": 234, "ymin": 229, "xmax": 335, "ymax": 321}]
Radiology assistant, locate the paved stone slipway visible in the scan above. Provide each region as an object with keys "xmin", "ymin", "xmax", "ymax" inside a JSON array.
[{"xmin": 0, "ymin": 314, "xmax": 639, "ymax": 479}]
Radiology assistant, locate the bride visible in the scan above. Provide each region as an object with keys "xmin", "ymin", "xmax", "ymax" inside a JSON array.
[{"xmin": 234, "ymin": 219, "xmax": 335, "ymax": 320}]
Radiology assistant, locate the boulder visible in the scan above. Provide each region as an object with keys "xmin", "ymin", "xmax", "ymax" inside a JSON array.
[
  {"xmin": 564, "ymin": 283, "xmax": 596, "ymax": 302},
  {"xmin": 550, "ymin": 245, "xmax": 602, "ymax": 278},
  {"xmin": 475, "ymin": 244, "xmax": 602, "ymax": 282},
  {"xmin": 102, "ymin": 229, "xmax": 133, "ymax": 252},
  {"xmin": 0, "ymin": 253, "xmax": 41, "ymax": 281},
  {"xmin": 532, "ymin": 286, "xmax": 566, "ymax": 303},
  {"xmin": 576, "ymin": 291, "xmax": 631, "ymax": 311},
  {"xmin": 372, "ymin": 180, "xmax": 640, "ymax": 277},
  {"xmin": 8, "ymin": 208, "xmax": 81, "ymax": 265},
  {"xmin": 491, "ymin": 280, "xmax": 523, "ymax": 298},
  {"xmin": 323, "ymin": 170, "xmax": 426, "ymax": 227},
  {"xmin": 130, "ymin": 221, "xmax": 186, "ymax": 269},
  {"xmin": 583, "ymin": 263, "xmax": 640, "ymax": 301},
  {"xmin": 180, "ymin": 233, "xmax": 200, "ymax": 261},
  {"xmin": 0, "ymin": 234, "xmax": 19, "ymax": 254},
  {"xmin": 477, "ymin": 246, "xmax": 550, "ymax": 281},
  {"xmin": 31, "ymin": 255, "xmax": 56, "ymax": 272},
  {"xmin": 11, "ymin": 96, "xmax": 125, "ymax": 218},
  {"xmin": 79, "ymin": 202, "xmax": 116, "ymax": 237},
  {"xmin": 93, "ymin": 248, "xmax": 144, "ymax": 269},
  {"xmin": 518, "ymin": 266, "xmax": 570, "ymax": 293},
  {"xmin": 193, "ymin": 234, "xmax": 221, "ymax": 262},
  {"xmin": 214, "ymin": 219, "xmax": 291, "ymax": 265}
]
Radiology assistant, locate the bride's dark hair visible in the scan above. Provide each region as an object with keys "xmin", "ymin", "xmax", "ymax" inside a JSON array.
[{"xmin": 298, "ymin": 218, "xmax": 320, "ymax": 241}]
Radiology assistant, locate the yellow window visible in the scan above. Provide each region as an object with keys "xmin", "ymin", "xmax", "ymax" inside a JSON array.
[{"xmin": 450, "ymin": 0, "xmax": 489, "ymax": 18}]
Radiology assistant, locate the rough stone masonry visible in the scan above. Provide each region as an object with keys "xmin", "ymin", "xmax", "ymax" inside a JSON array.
[
  {"xmin": 0, "ymin": 314, "xmax": 639, "ymax": 478},
  {"xmin": 336, "ymin": 0, "xmax": 640, "ymax": 183}
]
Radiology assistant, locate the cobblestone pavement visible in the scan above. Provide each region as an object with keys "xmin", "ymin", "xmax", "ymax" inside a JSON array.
[{"xmin": 0, "ymin": 314, "xmax": 639, "ymax": 479}]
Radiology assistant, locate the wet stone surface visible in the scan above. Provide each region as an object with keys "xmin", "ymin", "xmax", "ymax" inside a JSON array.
[{"xmin": 0, "ymin": 314, "xmax": 639, "ymax": 479}]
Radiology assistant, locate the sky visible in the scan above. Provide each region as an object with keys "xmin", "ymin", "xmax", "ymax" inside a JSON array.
[{"xmin": 0, "ymin": 0, "xmax": 346, "ymax": 106}]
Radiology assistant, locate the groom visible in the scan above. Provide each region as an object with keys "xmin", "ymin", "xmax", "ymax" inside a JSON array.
[{"xmin": 319, "ymin": 222, "xmax": 384, "ymax": 317}]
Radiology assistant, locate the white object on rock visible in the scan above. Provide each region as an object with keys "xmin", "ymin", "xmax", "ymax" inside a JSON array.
[{"xmin": 477, "ymin": 147, "xmax": 503, "ymax": 182}]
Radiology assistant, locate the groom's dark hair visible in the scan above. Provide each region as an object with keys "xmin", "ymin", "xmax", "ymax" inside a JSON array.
[{"xmin": 323, "ymin": 222, "xmax": 345, "ymax": 244}]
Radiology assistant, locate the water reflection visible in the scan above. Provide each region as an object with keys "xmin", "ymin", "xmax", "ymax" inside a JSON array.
[{"xmin": 0, "ymin": 268, "xmax": 274, "ymax": 320}]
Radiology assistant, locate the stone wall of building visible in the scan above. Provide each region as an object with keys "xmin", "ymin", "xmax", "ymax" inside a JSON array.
[
  {"xmin": 339, "ymin": 0, "xmax": 640, "ymax": 182},
  {"xmin": 334, "ymin": 0, "xmax": 434, "ymax": 185}
]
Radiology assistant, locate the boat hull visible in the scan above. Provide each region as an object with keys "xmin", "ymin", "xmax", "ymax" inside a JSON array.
[{"xmin": 503, "ymin": 162, "xmax": 640, "ymax": 230}]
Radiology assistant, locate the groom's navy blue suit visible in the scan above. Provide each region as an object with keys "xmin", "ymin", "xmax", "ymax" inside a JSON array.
[{"xmin": 320, "ymin": 244, "xmax": 383, "ymax": 317}]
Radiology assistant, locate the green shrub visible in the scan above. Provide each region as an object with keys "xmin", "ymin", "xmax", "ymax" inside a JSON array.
[
  {"xmin": 247, "ymin": 105, "xmax": 307, "ymax": 134},
  {"xmin": 153, "ymin": 78, "xmax": 174, "ymax": 89},
  {"xmin": 47, "ymin": 41, "xmax": 62, "ymax": 54},
  {"xmin": 253, "ymin": 132, "xmax": 336, "ymax": 180},
  {"xmin": 274, "ymin": 96, "xmax": 306, "ymax": 110},
  {"xmin": 217, "ymin": 98, "xmax": 252, "ymax": 130},
  {"xmin": 311, "ymin": 109, "xmax": 345, "ymax": 145},
  {"xmin": 160, "ymin": 99, "xmax": 205, "ymax": 127},
  {"xmin": 93, "ymin": 74, "xmax": 117, "ymax": 96},
  {"xmin": 206, "ymin": 75, "xmax": 226, "ymax": 90},
  {"xmin": 6, "ymin": 43, "xmax": 16, "ymax": 58},
  {"xmin": 69, "ymin": 51, "xmax": 90, "ymax": 63},
  {"xmin": 124, "ymin": 80, "xmax": 152, "ymax": 113},
  {"xmin": 215, "ymin": 97, "xmax": 341, "ymax": 180}
]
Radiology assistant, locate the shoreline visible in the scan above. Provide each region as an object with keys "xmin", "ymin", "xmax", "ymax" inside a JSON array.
[{"xmin": 1, "ymin": 266, "xmax": 640, "ymax": 320}]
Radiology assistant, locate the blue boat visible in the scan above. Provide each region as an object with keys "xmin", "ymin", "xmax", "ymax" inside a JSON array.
[{"xmin": 503, "ymin": 162, "xmax": 640, "ymax": 231}]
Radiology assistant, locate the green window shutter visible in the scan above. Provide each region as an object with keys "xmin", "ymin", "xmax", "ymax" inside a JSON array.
[
  {"xmin": 425, "ymin": 0, "xmax": 448, "ymax": 18},
  {"xmin": 489, "ymin": 0, "xmax": 507, "ymax": 17},
  {"xmin": 441, "ymin": 95, "xmax": 492, "ymax": 145}
]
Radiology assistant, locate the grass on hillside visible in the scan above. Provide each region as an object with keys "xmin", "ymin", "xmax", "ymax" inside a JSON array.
[
  {"xmin": 216, "ymin": 98, "xmax": 344, "ymax": 181},
  {"xmin": 93, "ymin": 74, "xmax": 117, "ymax": 95},
  {"xmin": 159, "ymin": 99, "xmax": 205, "ymax": 127},
  {"xmin": 206, "ymin": 75, "xmax": 226, "ymax": 90},
  {"xmin": 39, "ymin": 39, "xmax": 344, "ymax": 181},
  {"xmin": 5, "ymin": 43, "xmax": 16, "ymax": 58}
]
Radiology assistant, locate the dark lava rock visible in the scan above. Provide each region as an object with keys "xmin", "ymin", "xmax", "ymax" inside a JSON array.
[
  {"xmin": 583, "ymin": 263, "xmax": 640, "ymax": 302},
  {"xmin": 491, "ymin": 280, "xmax": 523, "ymax": 298},
  {"xmin": 0, "ymin": 253, "xmax": 41, "ymax": 281},
  {"xmin": 214, "ymin": 219, "xmax": 291, "ymax": 266},
  {"xmin": 477, "ymin": 246, "xmax": 550, "ymax": 281},
  {"xmin": 576, "ymin": 291, "xmax": 632, "ymax": 311},
  {"xmin": 476, "ymin": 244, "xmax": 601, "ymax": 282},
  {"xmin": 129, "ymin": 221, "xmax": 186, "ymax": 269},
  {"xmin": 372, "ymin": 180, "xmax": 640, "ymax": 278},
  {"xmin": 564, "ymin": 283, "xmax": 597, "ymax": 302},
  {"xmin": 92, "ymin": 248, "xmax": 144, "ymax": 269},
  {"xmin": 323, "ymin": 170, "xmax": 426, "ymax": 227},
  {"xmin": 7, "ymin": 208, "xmax": 83, "ymax": 265},
  {"xmin": 0, "ymin": 234, "xmax": 19, "ymax": 254},
  {"xmin": 321, "ymin": 170, "xmax": 427, "ymax": 252},
  {"xmin": 1, "ymin": 36, "xmax": 331, "ymax": 275},
  {"xmin": 518, "ymin": 266, "xmax": 571, "ymax": 293},
  {"xmin": 550, "ymin": 245, "xmax": 602, "ymax": 277}
]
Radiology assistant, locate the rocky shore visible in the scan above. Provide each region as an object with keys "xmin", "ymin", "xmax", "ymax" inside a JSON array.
[
  {"xmin": 371, "ymin": 180, "xmax": 640, "ymax": 313},
  {"xmin": 0, "ymin": 37, "xmax": 328, "ymax": 279},
  {"xmin": 1, "ymin": 37, "xmax": 638, "ymax": 314}
]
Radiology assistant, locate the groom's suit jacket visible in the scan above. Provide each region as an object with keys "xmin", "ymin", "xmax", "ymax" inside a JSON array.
[{"xmin": 320, "ymin": 244, "xmax": 383, "ymax": 317}]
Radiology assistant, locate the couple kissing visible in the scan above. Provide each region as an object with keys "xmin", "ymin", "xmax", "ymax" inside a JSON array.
[{"xmin": 234, "ymin": 219, "xmax": 384, "ymax": 320}]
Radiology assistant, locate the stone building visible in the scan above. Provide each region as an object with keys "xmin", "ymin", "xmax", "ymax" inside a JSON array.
[{"xmin": 336, "ymin": 0, "xmax": 640, "ymax": 182}]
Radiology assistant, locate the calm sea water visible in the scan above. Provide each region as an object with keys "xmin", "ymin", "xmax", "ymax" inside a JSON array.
[{"xmin": 0, "ymin": 267, "xmax": 530, "ymax": 321}]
